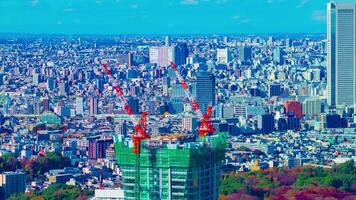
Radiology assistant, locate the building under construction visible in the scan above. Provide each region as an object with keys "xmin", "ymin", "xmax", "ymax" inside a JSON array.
[{"xmin": 114, "ymin": 132, "xmax": 227, "ymax": 200}]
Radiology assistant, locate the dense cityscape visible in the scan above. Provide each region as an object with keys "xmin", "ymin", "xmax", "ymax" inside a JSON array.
[{"xmin": 0, "ymin": 1, "xmax": 356, "ymax": 200}]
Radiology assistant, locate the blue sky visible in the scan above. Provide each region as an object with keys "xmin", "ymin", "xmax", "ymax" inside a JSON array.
[{"xmin": 0, "ymin": 0, "xmax": 354, "ymax": 34}]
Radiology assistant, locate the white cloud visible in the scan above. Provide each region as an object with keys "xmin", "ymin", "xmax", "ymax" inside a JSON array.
[
  {"xmin": 297, "ymin": 0, "xmax": 310, "ymax": 8},
  {"xmin": 64, "ymin": 8, "xmax": 73, "ymax": 12},
  {"xmin": 31, "ymin": 0, "xmax": 39, "ymax": 7},
  {"xmin": 267, "ymin": 0, "xmax": 287, "ymax": 4},
  {"xmin": 232, "ymin": 15, "xmax": 250, "ymax": 24},
  {"xmin": 312, "ymin": 10, "xmax": 326, "ymax": 22},
  {"xmin": 181, "ymin": 0, "xmax": 199, "ymax": 5},
  {"xmin": 232, "ymin": 15, "xmax": 241, "ymax": 20}
]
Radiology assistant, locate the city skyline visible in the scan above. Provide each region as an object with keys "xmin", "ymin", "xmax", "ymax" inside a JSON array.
[{"xmin": 0, "ymin": 0, "xmax": 355, "ymax": 35}]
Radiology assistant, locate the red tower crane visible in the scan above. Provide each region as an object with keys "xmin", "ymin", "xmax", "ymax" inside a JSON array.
[
  {"xmin": 168, "ymin": 61, "xmax": 215, "ymax": 137},
  {"xmin": 102, "ymin": 63, "xmax": 150, "ymax": 153}
]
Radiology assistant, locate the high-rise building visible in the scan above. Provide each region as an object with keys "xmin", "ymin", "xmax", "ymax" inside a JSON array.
[
  {"xmin": 33, "ymin": 73, "xmax": 40, "ymax": 85},
  {"xmin": 47, "ymin": 77, "xmax": 55, "ymax": 91},
  {"xmin": 127, "ymin": 97, "xmax": 139, "ymax": 114},
  {"xmin": 149, "ymin": 46, "xmax": 175, "ymax": 67},
  {"xmin": 284, "ymin": 100, "xmax": 303, "ymax": 118},
  {"xmin": 238, "ymin": 46, "xmax": 252, "ymax": 62},
  {"xmin": 258, "ymin": 114, "xmax": 275, "ymax": 133},
  {"xmin": 196, "ymin": 71, "xmax": 216, "ymax": 114},
  {"xmin": 286, "ymin": 38, "xmax": 293, "ymax": 48},
  {"xmin": 0, "ymin": 172, "xmax": 26, "ymax": 199},
  {"xmin": 165, "ymin": 35, "xmax": 170, "ymax": 46},
  {"xmin": 41, "ymin": 97, "xmax": 50, "ymax": 112},
  {"xmin": 273, "ymin": 47, "xmax": 284, "ymax": 64},
  {"xmin": 302, "ymin": 98, "xmax": 324, "ymax": 118},
  {"xmin": 174, "ymin": 43, "xmax": 189, "ymax": 66},
  {"xmin": 217, "ymin": 48, "xmax": 231, "ymax": 64},
  {"xmin": 269, "ymin": 83, "xmax": 282, "ymax": 97},
  {"xmin": 327, "ymin": 2, "xmax": 356, "ymax": 106},
  {"xmin": 182, "ymin": 117, "xmax": 198, "ymax": 132},
  {"xmin": 149, "ymin": 44, "xmax": 188, "ymax": 67},
  {"xmin": 127, "ymin": 52, "xmax": 133, "ymax": 66},
  {"xmin": 88, "ymin": 136, "xmax": 113, "ymax": 159},
  {"xmin": 34, "ymin": 101, "xmax": 42, "ymax": 115},
  {"xmin": 89, "ymin": 97, "xmax": 98, "ymax": 115},
  {"xmin": 115, "ymin": 120, "xmax": 128, "ymax": 137},
  {"xmin": 114, "ymin": 133, "xmax": 226, "ymax": 200},
  {"xmin": 59, "ymin": 82, "xmax": 69, "ymax": 96},
  {"xmin": 76, "ymin": 96, "xmax": 84, "ymax": 116},
  {"xmin": 171, "ymin": 83, "xmax": 185, "ymax": 99}
]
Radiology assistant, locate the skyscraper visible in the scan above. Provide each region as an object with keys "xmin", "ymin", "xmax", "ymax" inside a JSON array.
[
  {"xmin": 284, "ymin": 100, "xmax": 302, "ymax": 119},
  {"xmin": 89, "ymin": 97, "xmax": 98, "ymax": 115},
  {"xmin": 41, "ymin": 97, "xmax": 50, "ymax": 112},
  {"xmin": 217, "ymin": 48, "xmax": 232, "ymax": 64},
  {"xmin": 174, "ymin": 43, "xmax": 189, "ymax": 66},
  {"xmin": 165, "ymin": 35, "xmax": 170, "ymax": 46},
  {"xmin": 0, "ymin": 172, "xmax": 26, "ymax": 199},
  {"xmin": 327, "ymin": 2, "xmax": 356, "ymax": 106},
  {"xmin": 196, "ymin": 71, "xmax": 216, "ymax": 114},
  {"xmin": 47, "ymin": 77, "xmax": 55, "ymax": 91},
  {"xmin": 273, "ymin": 47, "xmax": 284, "ymax": 64},
  {"xmin": 238, "ymin": 46, "xmax": 252, "ymax": 62},
  {"xmin": 149, "ymin": 44, "xmax": 188, "ymax": 67},
  {"xmin": 76, "ymin": 96, "xmax": 84, "ymax": 116},
  {"xmin": 59, "ymin": 82, "xmax": 69, "ymax": 96}
]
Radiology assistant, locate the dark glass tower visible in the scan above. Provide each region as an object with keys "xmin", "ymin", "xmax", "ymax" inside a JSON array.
[{"xmin": 196, "ymin": 71, "xmax": 216, "ymax": 114}]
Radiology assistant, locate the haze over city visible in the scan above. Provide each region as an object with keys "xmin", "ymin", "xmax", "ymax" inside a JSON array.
[{"xmin": 1, "ymin": 0, "xmax": 355, "ymax": 34}]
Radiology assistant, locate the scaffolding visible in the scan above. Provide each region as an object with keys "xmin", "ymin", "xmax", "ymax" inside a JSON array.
[{"xmin": 114, "ymin": 132, "xmax": 228, "ymax": 200}]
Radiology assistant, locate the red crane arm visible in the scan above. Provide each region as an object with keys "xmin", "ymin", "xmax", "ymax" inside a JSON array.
[
  {"xmin": 101, "ymin": 63, "xmax": 149, "ymax": 154},
  {"xmin": 168, "ymin": 61, "xmax": 215, "ymax": 137}
]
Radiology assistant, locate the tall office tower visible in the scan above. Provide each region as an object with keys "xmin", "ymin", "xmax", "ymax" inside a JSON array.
[
  {"xmin": 268, "ymin": 36, "xmax": 274, "ymax": 46},
  {"xmin": 327, "ymin": 2, "xmax": 356, "ymax": 106},
  {"xmin": 115, "ymin": 120, "xmax": 128, "ymax": 137},
  {"xmin": 286, "ymin": 38, "xmax": 293, "ymax": 48},
  {"xmin": 59, "ymin": 82, "xmax": 69, "ymax": 96},
  {"xmin": 89, "ymin": 97, "xmax": 98, "ymax": 115},
  {"xmin": 34, "ymin": 101, "xmax": 42, "ymax": 115},
  {"xmin": 182, "ymin": 116, "xmax": 197, "ymax": 132},
  {"xmin": 217, "ymin": 48, "xmax": 232, "ymax": 64},
  {"xmin": 149, "ymin": 44, "xmax": 188, "ymax": 67},
  {"xmin": 127, "ymin": 97, "xmax": 139, "ymax": 114},
  {"xmin": 127, "ymin": 52, "xmax": 133, "ymax": 66},
  {"xmin": 162, "ymin": 77, "xmax": 170, "ymax": 96},
  {"xmin": 149, "ymin": 46, "xmax": 174, "ymax": 66},
  {"xmin": 0, "ymin": 172, "xmax": 26, "ymax": 199},
  {"xmin": 76, "ymin": 96, "xmax": 84, "ymax": 116},
  {"xmin": 269, "ymin": 83, "xmax": 282, "ymax": 97},
  {"xmin": 196, "ymin": 71, "xmax": 216, "ymax": 114},
  {"xmin": 174, "ymin": 43, "xmax": 189, "ymax": 66},
  {"xmin": 223, "ymin": 36, "xmax": 229, "ymax": 44},
  {"xmin": 33, "ymin": 73, "xmax": 40, "ymax": 85},
  {"xmin": 284, "ymin": 100, "xmax": 303, "ymax": 118},
  {"xmin": 165, "ymin": 35, "xmax": 170, "ymax": 46},
  {"xmin": 238, "ymin": 46, "xmax": 252, "ymax": 62},
  {"xmin": 47, "ymin": 77, "xmax": 55, "ymax": 91},
  {"xmin": 96, "ymin": 78, "xmax": 104, "ymax": 92},
  {"xmin": 273, "ymin": 47, "xmax": 284, "ymax": 64},
  {"xmin": 88, "ymin": 136, "xmax": 113, "ymax": 159},
  {"xmin": 302, "ymin": 98, "xmax": 323, "ymax": 118},
  {"xmin": 41, "ymin": 97, "xmax": 50, "ymax": 112},
  {"xmin": 258, "ymin": 114, "xmax": 275, "ymax": 134},
  {"xmin": 171, "ymin": 83, "xmax": 185, "ymax": 99}
]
